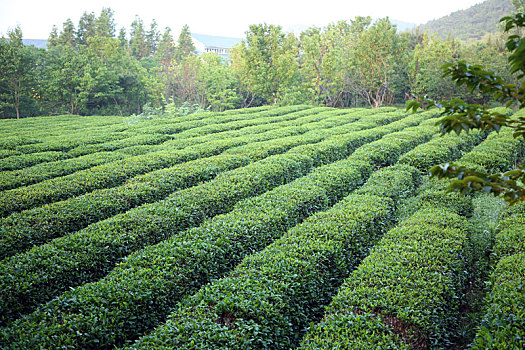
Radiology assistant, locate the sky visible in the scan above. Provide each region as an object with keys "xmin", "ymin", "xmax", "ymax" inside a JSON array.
[{"xmin": 0, "ymin": 0, "xmax": 485, "ymax": 39}]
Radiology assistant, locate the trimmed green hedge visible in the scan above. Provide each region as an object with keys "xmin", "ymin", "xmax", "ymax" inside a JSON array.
[
  {"xmin": 458, "ymin": 128, "xmax": 525, "ymax": 173},
  {"xmin": 398, "ymin": 130, "xmax": 486, "ymax": 172},
  {"xmin": 0, "ymin": 106, "xmax": 311, "ymax": 172},
  {"xmin": 0, "ymin": 153, "xmax": 315, "ymax": 326},
  {"xmin": 0, "ymin": 109, "xmax": 386, "ymax": 258},
  {"xmin": 0, "ymin": 151, "xmax": 129, "ymax": 191},
  {"xmin": 0, "ymin": 138, "xmax": 254, "ymax": 217},
  {"xmin": 0, "ymin": 108, "xmax": 337, "ymax": 192},
  {"xmin": 470, "ymin": 203, "xmax": 525, "ymax": 349},
  {"xmin": 0, "ymin": 151, "xmax": 69, "ymax": 171},
  {"xmin": 0, "ymin": 107, "xmax": 351, "ymax": 216},
  {"xmin": 0, "ymin": 113, "xmax": 438, "ymax": 348},
  {"xmin": 299, "ymin": 208, "xmax": 471, "ymax": 349},
  {"xmin": 0, "ymin": 109, "xmax": 421, "ymax": 327},
  {"xmin": 298, "ymin": 124, "xmax": 525, "ymax": 350},
  {"xmin": 130, "ymin": 165, "xmax": 419, "ymax": 349}
]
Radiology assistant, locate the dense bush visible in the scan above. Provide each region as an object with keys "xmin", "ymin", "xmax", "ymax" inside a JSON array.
[
  {"xmin": 471, "ymin": 203, "xmax": 525, "ymax": 349},
  {"xmin": 299, "ymin": 207, "xmax": 472, "ymax": 349},
  {"xmin": 0, "ymin": 152, "xmax": 314, "ymax": 326}
]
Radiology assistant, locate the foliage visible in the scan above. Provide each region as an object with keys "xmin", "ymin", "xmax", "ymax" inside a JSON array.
[
  {"xmin": 0, "ymin": 27, "xmax": 37, "ymax": 119},
  {"xmin": 0, "ymin": 107, "xmax": 440, "ymax": 348},
  {"xmin": 419, "ymin": 0, "xmax": 515, "ymax": 41},
  {"xmin": 471, "ymin": 203, "xmax": 525, "ymax": 349},
  {"xmin": 349, "ymin": 18, "xmax": 407, "ymax": 108},
  {"xmin": 231, "ymin": 24, "xmax": 299, "ymax": 105},
  {"xmin": 1, "ymin": 6, "xmax": 522, "ymax": 118},
  {"xmin": 175, "ymin": 24, "xmax": 196, "ymax": 62},
  {"xmin": 407, "ymin": 13, "xmax": 525, "ymax": 204}
]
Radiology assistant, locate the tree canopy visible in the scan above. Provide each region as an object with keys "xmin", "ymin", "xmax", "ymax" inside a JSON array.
[{"xmin": 408, "ymin": 13, "xmax": 525, "ymax": 204}]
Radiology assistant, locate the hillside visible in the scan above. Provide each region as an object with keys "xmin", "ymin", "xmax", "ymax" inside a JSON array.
[{"xmin": 419, "ymin": 0, "xmax": 516, "ymax": 41}]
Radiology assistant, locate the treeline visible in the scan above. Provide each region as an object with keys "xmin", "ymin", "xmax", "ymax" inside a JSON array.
[{"xmin": 0, "ymin": 7, "xmax": 519, "ymax": 119}]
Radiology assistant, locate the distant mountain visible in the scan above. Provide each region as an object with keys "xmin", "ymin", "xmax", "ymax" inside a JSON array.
[
  {"xmin": 390, "ymin": 19, "xmax": 417, "ymax": 32},
  {"xmin": 418, "ymin": 0, "xmax": 517, "ymax": 41}
]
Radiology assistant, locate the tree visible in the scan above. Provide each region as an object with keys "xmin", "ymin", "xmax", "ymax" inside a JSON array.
[
  {"xmin": 200, "ymin": 53, "xmax": 241, "ymax": 111},
  {"xmin": 0, "ymin": 26, "xmax": 35, "ymax": 119},
  {"xmin": 349, "ymin": 18, "xmax": 406, "ymax": 108},
  {"xmin": 408, "ymin": 34, "xmax": 461, "ymax": 102},
  {"xmin": 299, "ymin": 24, "xmax": 347, "ymax": 107},
  {"xmin": 130, "ymin": 16, "xmax": 149, "ymax": 59},
  {"xmin": 231, "ymin": 23, "xmax": 299, "ymax": 104},
  {"xmin": 77, "ymin": 11, "xmax": 96, "ymax": 46},
  {"xmin": 58, "ymin": 19, "xmax": 77, "ymax": 47},
  {"xmin": 118, "ymin": 27, "xmax": 128, "ymax": 49},
  {"xmin": 42, "ymin": 44, "xmax": 90, "ymax": 114},
  {"xmin": 407, "ymin": 13, "xmax": 525, "ymax": 205},
  {"xmin": 147, "ymin": 19, "xmax": 161, "ymax": 55},
  {"xmin": 96, "ymin": 8, "xmax": 116, "ymax": 38},
  {"xmin": 176, "ymin": 24, "xmax": 196, "ymax": 62},
  {"xmin": 48, "ymin": 25, "xmax": 59, "ymax": 47},
  {"xmin": 155, "ymin": 27, "xmax": 176, "ymax": 67}
]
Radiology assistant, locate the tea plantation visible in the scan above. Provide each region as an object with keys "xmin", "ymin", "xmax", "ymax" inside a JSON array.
[{"xmin": 0, "ymin": 105, "xmax": 523, "ymax": 349}]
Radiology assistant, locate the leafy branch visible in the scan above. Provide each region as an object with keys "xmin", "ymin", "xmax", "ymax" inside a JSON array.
[{"xmin": 407, "ymin": 13, "xmax": 525, "ymax": 204}]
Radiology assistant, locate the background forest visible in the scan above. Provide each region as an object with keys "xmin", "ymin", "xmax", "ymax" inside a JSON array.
[{"xmin": 0, "ymin": 0, "xmax": 523, "ymax": 119}]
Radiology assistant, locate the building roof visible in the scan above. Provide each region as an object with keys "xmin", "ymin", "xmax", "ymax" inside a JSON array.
[
  {"xmin": 191, "ymin": 34, "xmax": 242, "ymax": 50},
  {"xmin": 22, "ymin": 39, "xmax": 48, "ymax": 49}
]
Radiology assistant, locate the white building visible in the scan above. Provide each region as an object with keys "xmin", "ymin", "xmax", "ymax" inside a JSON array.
[{"xmin": 191, "ymin": 34, "xmax": 242, "ymax": 58}]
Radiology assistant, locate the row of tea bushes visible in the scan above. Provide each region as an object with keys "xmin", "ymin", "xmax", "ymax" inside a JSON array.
[
  {"xmin": 459, "ymin": 128, "xmax": 524, "ymax": 173},
  {"xmin": 0, "ymin": 108, "xmax": 336, "ymax": 207},
  {"xmin": 129, "ymin": 105, "xmax": 315, "ymax": 136},
  {"xmin": 0, "ymin": 134, "xmax": 173, "ymax": 188},
  {"xmin": 286, "ymin": 111, "xmax": 438, "ymax": 168},
  {"xmin": 0, "ymin": 107, "xmax": 390, "ymax": 191},
  {"xmin": 0, "ymin": 106, "xmax": 266, "ymax": 149},
  {"xmin": 0, "ymin": 110, "xmax": 320, "ymax": 191},
  {"xmin": 63, "ymin": 133, "xmax": 173, "ymax": 158},
  {"xmin": 470, "ymin": 202, "xmax": 525, "ymax": 349},
  {"xmin": 298, "ymin": 127, "xmax": 525, "ymax": 349},
  {"xmin": 0, "ymin": 106, "xmax": 310, "ymax": 172},
  {"xmin": 131, "ymin": 165, "xmax": 420, "ymax": 349},
  {"xmin": 160, "ymin": 108, "xmax": 403, "ymax": 153},
  {"xmin": 0, "ymin": 107, "xmax": 338, "ymax": 214},
  {"xmin": 0, "ymin": 152, "xmax": 316, "ymax": 328},
  {"xmin": 0, "ymin": 151, "xmax": 129, "ymax": 191},
  {"xmin": 13, "ymin": 127, "xmax": 135, "ymax": 154},
  {"xmin": 0, "ymin": 114, "xmax": 125, "ymax": 135},
  {"xmin": 0, "ymin": 154, "xmax": 253, "ymax": 259},
  {"xmin": 298, "ymin": 207, "xmax": 471, "ymax": 349},
  {"xmin": 0, "ymin": 125, "xmax": 131, "ymax": 159},
  {"xmin": 65, "ymin": 106, "xmax": 320, "ymax": 157},
  {"xmin": 0, "ymin": 138, "xmax": 252, "ymax": 217},
  {"xmin": 0, "ymin": 115, "xmax": 126, "ymax": 145},
  {"xmin": 0, "ymin": 113, "xmax": 438, "ymax": 347},
  {"xmin": 397, "ymin": 107, "xmax": 512, "ymax": 173},
  {"xmin": 0, "ymin": 151, "xmax": 70, "ymax": 172},
  {"xmin": 0, "ymin": 110, "xmax": 426, "ymax": 326},
  {"xmin": 0, "ymin": 109, "xmax": 382, "ymax": 257},
  {"xmin": 0, "ymin": 131, "xmax": 168, "ymax": 171},
  {"xmin": 131, "ymin": 119, "xmax": 487, "ymax": 349},
  {"xmin": 0, "ymin": 108, "xmax": 341, "ymax": 191},
  {"xmin": 398, "ymin": 130, "xmax": 486, "ymax": 172}
]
